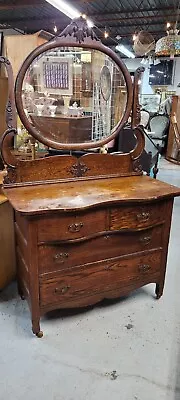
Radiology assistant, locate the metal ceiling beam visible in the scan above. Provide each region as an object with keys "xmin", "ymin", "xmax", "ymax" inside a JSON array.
[
  {"xmin": 0, "ymin": 0, "xmax": 44, "ymax": 9},
  {"xmin": 0, "ymin": 16, "xmax": 65, "ymax": 26},
  {"xmin": 0, "ymin": 15, "xmax": 174, "ymax": 32},
  {"xmin": 88, "ymin": 6, "xmax": 177, "ymax": 17},
  {"xmin": 97, "ymin": 13, "xmax": 177, "ymax": 23},
  {"xmin": 107, "ymin": 21, "xmax": 174, "ymax": 29}
]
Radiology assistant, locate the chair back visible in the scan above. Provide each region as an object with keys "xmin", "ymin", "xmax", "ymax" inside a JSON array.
[{"xmin": 149, "ymin": 115, "xmax": 169, "ymax": 138}]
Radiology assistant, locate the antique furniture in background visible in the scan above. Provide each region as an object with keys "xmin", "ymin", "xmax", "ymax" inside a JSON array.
[
  {"xmin": 116, "ymin": 126, "xmax": 159, "ymax": 178},
  {"xmin": 0, "ymin": 76, "xmax": 8, "ymax": 168},
  {"xmin": 166, "ymin": 95, "xmax": 180, "ymax": 164},
  {"xmin": 3, "ymin": 30, "xmax": 52, "ymax": 79},
  {"xmin": 0, "ymin": 172, "xmax": 16, "ymax": 290},
  {"xmin": 30, "ymin": 114, "xmax": 92, "ymax": 143},
  {"xmin": 148, "ymin": 114, "xmax": 169, "ymax": 153},
  {"xmin": 1, "ymin": 17, "xmax": 180, "ymax": 338}
]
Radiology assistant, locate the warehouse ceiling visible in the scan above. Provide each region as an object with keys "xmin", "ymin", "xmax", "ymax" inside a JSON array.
[{"xmin": 0, "ymin": 0, "xmax": 179, "ymax": 50}]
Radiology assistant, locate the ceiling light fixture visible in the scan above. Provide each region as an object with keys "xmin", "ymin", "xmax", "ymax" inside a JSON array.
[
  {"xmin": 54, "ymin": 24, "xmax": 57, "ymax": 33},
  {"xmin": 115, "ymin": 44, "xmax": 135, "ymax": 58},
  {"xmin": 104, "ymin": 28, "xmax": 109, "ymax": 39},
  {"xmin": 46, "ymin": 0, "xmax": 94, "ymax": 27}
]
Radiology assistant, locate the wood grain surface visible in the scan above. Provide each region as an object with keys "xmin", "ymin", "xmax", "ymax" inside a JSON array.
[{"xmin": 4, "ymin": 175, "xmax": 180, "ymax": 214}]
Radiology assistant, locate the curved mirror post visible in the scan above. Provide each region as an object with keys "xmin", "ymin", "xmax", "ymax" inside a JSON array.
[{"xmin": 19, "ymin": 46, "xmax": 127, "ymax": 147}]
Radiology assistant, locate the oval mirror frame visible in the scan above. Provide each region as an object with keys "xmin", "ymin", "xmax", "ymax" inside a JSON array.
[{"xmin": 15, "ymin": 17, "xmax": 133, "ymax": 150}]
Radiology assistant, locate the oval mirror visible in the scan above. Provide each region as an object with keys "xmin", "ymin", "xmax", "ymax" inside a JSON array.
[{"xmin": 15, "ymin": 28, "xmax": 132, "ymax": 150}]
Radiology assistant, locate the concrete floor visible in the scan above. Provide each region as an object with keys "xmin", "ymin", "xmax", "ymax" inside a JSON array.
[{"xmin": 0, "ymin": 158, "xmax": 180, "ymax": 400}]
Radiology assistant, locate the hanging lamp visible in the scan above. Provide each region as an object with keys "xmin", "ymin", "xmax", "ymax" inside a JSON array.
[
  {"xmin": 155, "ymin": 1, "xmax": 180, "ymax": 58},
  {"xmin": 155, "ymin": 28, "xmax": 180, "ymax": 58}
]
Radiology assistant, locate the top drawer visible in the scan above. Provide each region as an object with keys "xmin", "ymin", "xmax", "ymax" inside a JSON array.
[
  {"xmin": 110, "ymin": 202, "xmax": 165, "ymax": 231},
  {"xmin": 38, "ymin": 209, "xmax": 107, "ymax": 242}
]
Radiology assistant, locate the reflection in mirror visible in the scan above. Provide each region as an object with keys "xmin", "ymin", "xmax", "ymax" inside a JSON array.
[{"xmin": 22, "ymin": 46, "xmax": 127, "ymax": 144}]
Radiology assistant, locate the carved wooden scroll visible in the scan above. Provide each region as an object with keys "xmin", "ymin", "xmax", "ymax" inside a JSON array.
[
  {"xmin": 0, "ymin": 56, "xmax": 17, "ymax": 168},
  {"xmin": 131, "ymin": 67, "xmax": 145, "ymax": 129}
]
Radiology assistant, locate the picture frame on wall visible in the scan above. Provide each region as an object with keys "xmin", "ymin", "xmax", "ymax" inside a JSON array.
[
  {"xmin": 139, "ymin": 93, "xmax": 161, "ymax": 113},
  {"xmin": 37, "ymin": 56, "xmax": 73, "ymax": 96}
]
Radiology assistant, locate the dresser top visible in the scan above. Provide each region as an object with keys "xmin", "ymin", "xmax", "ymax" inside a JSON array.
[
  {"xmin": 3, "ymin": 175, "xmax": 180, "ymax": 215},
  {"xmin": 4, "ymin": 176, "xmax": 180, "ymax": 214}
]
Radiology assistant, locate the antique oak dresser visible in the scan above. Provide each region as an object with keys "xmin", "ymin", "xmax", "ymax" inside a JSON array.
[{"xmin": 1, "ymin": 17, "xmax": 180, "ymax": 337}]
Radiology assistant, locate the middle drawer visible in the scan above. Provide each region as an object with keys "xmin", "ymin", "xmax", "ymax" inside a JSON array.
[{"xmin": 38, "ymin": 225, "xmax": 163, "ymax": 275}]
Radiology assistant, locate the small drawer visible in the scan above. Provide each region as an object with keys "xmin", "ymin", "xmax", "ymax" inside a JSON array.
[
  {"xmin": 39, "ymin": 250, "xmax": 162, "ymax": 307},
  {"xmin": 38, "ymin": 225, "xmax": 163, "ymax": 274},
  {"xmin": 110, "ymin": 202, "xmax": 165, "ymax": 231},
  {"xmin": 38, "ymin": 209, "xmax": 107, "ymax": 242}
]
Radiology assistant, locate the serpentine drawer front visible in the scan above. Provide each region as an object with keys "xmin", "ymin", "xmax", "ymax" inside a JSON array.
[
  {"xmin": 110, "ymin": 201, "xmax": 165, "ymax": 230},
  {"xmin": 38, "ymin": 225, "xmax": 163, "ymax": 275},
  {"xmin": 39, "ymin": 250, "xmax": 162, "ymax": 307},
  {"xmin": 37, "ymin": 209, "xmax": 107, "ymax": 242}
]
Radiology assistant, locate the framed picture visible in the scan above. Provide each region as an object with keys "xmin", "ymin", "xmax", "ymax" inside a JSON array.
[
  {"xmin": 37, "ymin": 56, "xmax": 73, "ymax": 96},
  {"xmin": 100, "ymin": 65, "xmax": 112, "ymax": 101},
  {"xmin": 139, "ymin": 93, "xmax": 161, "ymax": 113},
  {"xmin": 82, "ymin": 62, "xmax": 93, "ymax": 96}
]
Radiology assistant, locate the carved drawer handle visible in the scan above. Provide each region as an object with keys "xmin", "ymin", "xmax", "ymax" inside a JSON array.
[
  {"xmin": 138, "ymin": 264, "xmax": 151, "ymax": 272},
  {"xmin": 68, "ymin": 222, "xmax": 84, "ymax": 233},
  {"xmin": 54, "ymin": 285, "xmax": 70, "ymax": 294},
  {"xmin": 53, "ymin": 253, "xmax": 69, "ymax": 263},
  {"xmin": 136, "ymin": 212, "xmax": 150, "ymax": 223},
  {"xmin": 139, "ymin": 235, "xmax": 151, "ymax": 245}
]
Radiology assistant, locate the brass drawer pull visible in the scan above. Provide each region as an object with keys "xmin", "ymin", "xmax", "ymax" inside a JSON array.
[
  {"xmin": 53, "ymin": 253, "xmax": 69, "ymax": 263},
  {"xmin": 138, "ymin": 264, "xmax": 151, "ymax": 272},
  {"xmin": 104, "ymin": 265, "xmax": 112, "ymax": 270},
  {"xmin": 68, "ymin": 222, "xmax": 84, "ymax": 233},
  {"xmin": 136, "ymin": 212, "xmax": 150, "ymax": 223},
  {"xmin": 54, "ymin": 285, "xmax": 70, "ymax": 294},
  {"xmin": 139, "ymin": 235, "xmax": 151, "ymax": 245}
]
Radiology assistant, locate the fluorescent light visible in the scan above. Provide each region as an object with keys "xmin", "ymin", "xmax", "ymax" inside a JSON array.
[
  {"xmin": 46, "ymin": 0, "xmax": 94, "ymax": 27},
  {"xmin": 115, "ymin": 44, "xmax": 135, "ymax": 58},
  {"xmin": 157, "ymin": 70, "xmax": 163, "ymax": 74}
]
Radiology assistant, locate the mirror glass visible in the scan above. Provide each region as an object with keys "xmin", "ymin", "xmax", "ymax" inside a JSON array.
[{"xmin": 21, "ymin": 46, "xmax": 127, "ymax": 144}]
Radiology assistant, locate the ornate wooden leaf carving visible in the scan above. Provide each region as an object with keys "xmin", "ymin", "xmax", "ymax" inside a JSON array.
[{"xmin": 59, "ymin": 16, "xmax": 99, "ymax": 44}]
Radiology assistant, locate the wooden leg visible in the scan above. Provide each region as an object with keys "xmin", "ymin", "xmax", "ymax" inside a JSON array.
[
  {"xmin": 153, "ymin": 156, "xmax": 159, "ymax": 179},
  {"xmin": 155, "ymin": 282, "xmax": 164, "ymax": 299},
  {"xmin": 153, "ymin": 165, "xmax": 158, "ymax": 179},
  {"xmin": 32, "ymin": 318, "xmax": 43, "ymax": 338},
  {"xmin": 17, "ymin": 281, "xmax": 25, "ymax": 300}
]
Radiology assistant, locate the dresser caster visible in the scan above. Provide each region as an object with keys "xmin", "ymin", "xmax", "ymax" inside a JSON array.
[
  {"xmin": 18, "ymin": 286, "xmax": 25, "ymax": 300},
  {"xmin": 32, "ymin": 319, "xmax": 42, "ymax": 337},
  {"xmin": 36, "ymin": 331, "xmax": 43, "ymax": 338},
  {"xmin": 155, "ymin": 283, "xmax": 163, "ymax": 299}
]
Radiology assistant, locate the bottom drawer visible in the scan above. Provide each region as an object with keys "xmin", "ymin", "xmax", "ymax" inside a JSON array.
[{"xmin": 39, "ymin": 250, "xmax": 162, "ymax": 307}]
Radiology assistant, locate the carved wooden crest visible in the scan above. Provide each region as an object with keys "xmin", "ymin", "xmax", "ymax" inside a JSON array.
[
  {"xmin": 59, "ymin": 16, "xmax": 99, "ymax": 43},
  {"xmin": 68, "ymin": 162, "xmax": 90, "ymax": 177}
]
